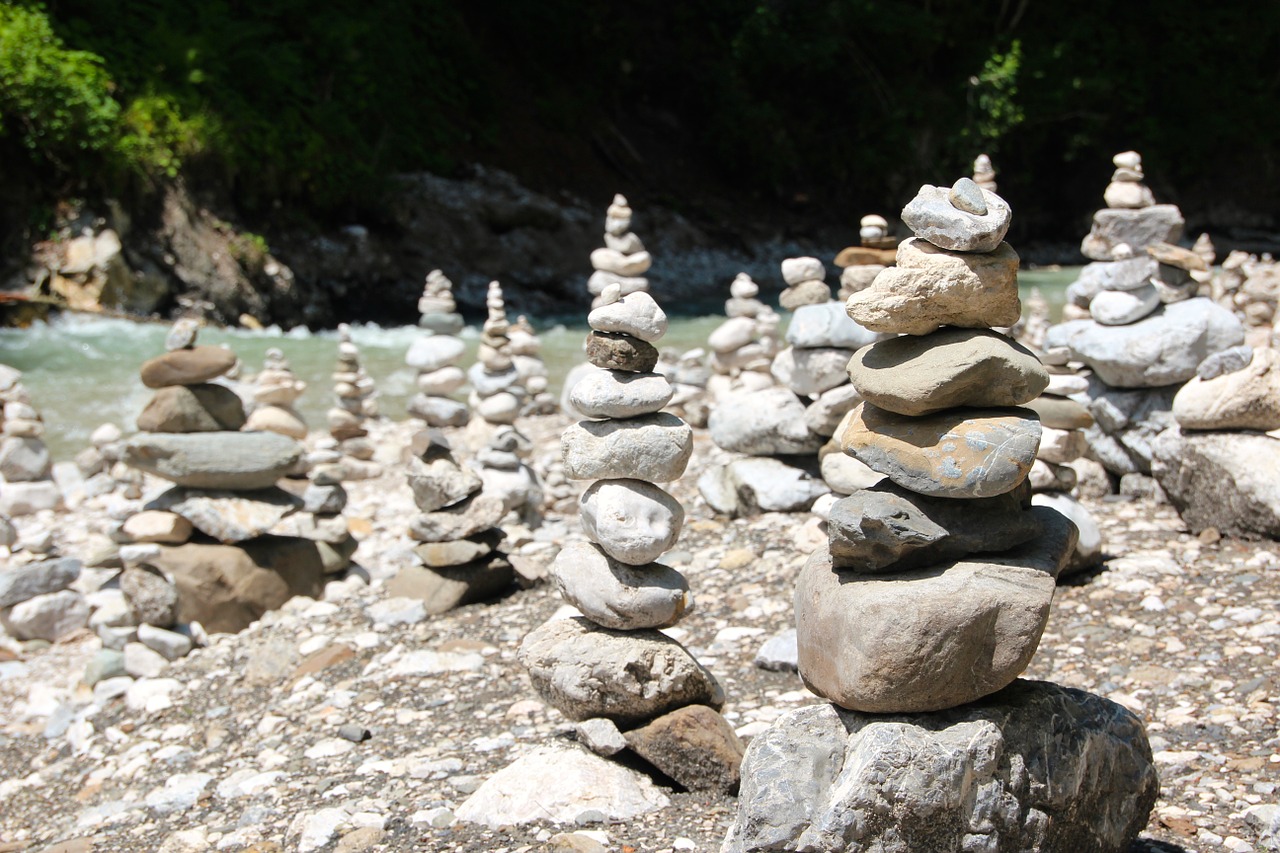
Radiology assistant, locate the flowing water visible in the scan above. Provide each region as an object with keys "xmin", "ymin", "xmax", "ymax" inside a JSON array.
[{"xmin": 1, "ymin": 268, "xmax": 1076, "ymax": 458}]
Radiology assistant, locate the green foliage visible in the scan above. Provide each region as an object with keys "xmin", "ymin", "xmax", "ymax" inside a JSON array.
[{"xmin": 965, "ymin": 40, "xmax": 1024, "ymax": 148}]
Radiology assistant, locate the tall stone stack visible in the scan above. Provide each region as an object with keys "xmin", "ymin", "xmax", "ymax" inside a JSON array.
[
  {"xmin": 387, "ymin": 429, "xmax": 514, "ymax": 614},
  {"xmin": 588, "ymin": 194, "xmax": 652, "ymax": 309},
  {"xmin": 327, "ymin": 325, "xmax": 382, "ymax": 481},
  {"xmin": 778, "ymin": 256, "xmax": 831, "ymax": 311},
  {"xmin": 1211, "ymin": 251, "xmax": 1280, "ymax": 347},
  {"xmin": 973, "ymin": 152, "xmax": 998, "ymax": 192},
  {"xmin": 119, "ymin": 321, "xmax": 355, "ymax": 635},
  {"xmin": 405, "ymin": 270, "xmax": 470, "ymax": 430},
  {"xmin": 519, "ymin": 284, "xmax": 741, "ymax": 794},
  {"xmin": 725, "ymin": 178, "xmax": 1159, "ymax": 853},
  {"xmin": 0, "ymin": 365, "xmax": 62, "ymax": 517},
  {"xmin": 835, "ymin": 216, "xmax": 897, "ymax": 301},
  {"xmin": 467, "ymin": 281, "xmax": 526, "ymax": 433},
  {"xmin": 244, "ymin": 348, "xmax": 308, "ymax": 440},
  {"xmin": 706, "ymin": 273, "xmax": 781, "ymax": 402},
  {"xmin": 507, "ymin": 315, "xmax": 555, "ymax": 414},
  {"xmin": 1047, "ymin": 152, "xmax": 1243, "ymax": 490}
]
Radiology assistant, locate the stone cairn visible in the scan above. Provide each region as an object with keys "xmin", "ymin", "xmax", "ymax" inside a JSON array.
[
  {"xmin": 74, "ymin": 422, "xmax": 139, "ymax": 502},
  {"xmin": 508, "ymin": 315, "xmax": 556, "ymax": 414},
  {"xmin": 0, "ymin": 364, "xmax": 62, "ymax": 518},
  {"xmin": 835, "ymin": 215, "xmax": 897, "ymax": 301},
  {"xmin": 588, "ymin": 194, "xmax": 651, "ymax": 309},
  {"xmin": 244, "ymin": 347, "xmax": 308, "ymax": 440},
  {"xmin": 1152, "ymin": 342, "xmax": 1280, "ymax": 538},
  {"xmin": 973, "ymin": 151, "xmax": 998, "ymax": 192},
  {"xmin": 117, "ymin": 321, "xmax": 356, "ymax": 651},
  {"xmin": 705, "ymin": 273, "xmax": 781, "ymax": 402},
  {"xmin": 1212, "ymin": 249, "xmax": 1280, "ymax": 347},
  {"xmin": 725, "ymin": 177, "xmax": 1160, "ymax": 853},
  {"xmin": 467, "ymin": 281, "xmax": 525, "ymax": 432},
  {"xmin": 405, "ymin": 270, "xmax": 470, "ymax": 431},
  {"xmin": 518, "ymin": 283, "xmax": 742, "ymax": 794},
  {"xmin": 1047, "ymin": 151, "xmax": 1243, "ymax": 496},
  {"xmin": 386, "ymin": 428, "xmax": 515, "ymax": 615},
  {"xmin": 777, "ymin": 255, "xmax": 831, "ymax": 311},
  {"xmin": 325, "ymin": 325, "xmax": 382, "ymax": 481}
]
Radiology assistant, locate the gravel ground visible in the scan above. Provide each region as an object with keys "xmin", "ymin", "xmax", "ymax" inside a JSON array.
[{"xmin": 0, "ymin": 415, "xmax": 1276, "ymax": 852}]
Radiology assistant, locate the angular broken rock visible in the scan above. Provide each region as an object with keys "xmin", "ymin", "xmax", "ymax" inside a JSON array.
[
  {"xmin": 624, "ymin": 704, "xmax": 745, "ymax": 794},
  {"xmin": 406, "ymin": 453, "xmax": 483, "ymax": 513},
  {"xmin": 408, "ymin": 493, "xmax": 507, "ymax": 543},
  {"xmin": 385, "ymin": 557, "xmax": 514, "ymax": 615},
  {"xmin": 900, "ymin": 183, "xmax": 1011, "ymax": 253},
  {"xmin": 135, "ymin": 384, "xmax": 247, "ymax": 433},
  {"xmin": 518, "ymin": 616, "xmax": 724, "ymax": 725},
  {"xmin": 708, "ymin": 387, "xmax": 824, "ymax": 457}
]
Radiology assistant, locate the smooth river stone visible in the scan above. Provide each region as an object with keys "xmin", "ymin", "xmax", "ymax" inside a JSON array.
[
  {"xmin": 588, "ymin": 291, "xmax": 668, "ymax": 342},
  {"xmin": 841, "ymin": 403, "xmax": 1041, "ymax": 499},
  {"xmin": 139, "ymin": 346, "xmax": 237, "ymax": 388},
  {"xmin": 846, "ymin": 328, "xmax": 1048, "ymax": 416},
  {"xmin": 900, "ymin": 183, "xmax": 1011, "ymax": 253},
  {"xmin": 569, "ymin": 368, "xmax": 674, "ymax": 420},
  {"xmin": 707, "ymin": 387, "xmax": 824, "ymax": 456},
  {"xmin": 580, "ymin": 479, "xmax": 684, "ymax": 566},
  {"xmin": 549, "ymin": 541, "xmax": 691, "ymax": 630},
  {"xmin": 406, "ymin": 393, "xmax": 470, "ymax": 428},
  {"xmin": 563, "ymin": 413, "xmax": 693, "ymax": 482},
  {"xmin": 795, "ymin": 506, "xmax": 1076, "ymax": 713},
  {"xmin": 467, "ymin": 363, "xmax": 520, "ymax": 397},
  {"xmin": 136, "ymin": 384, "xmax": 247, "ymax": 433},
  {"xmin": 123, "ymin": 431, "xmax": 302, "ymax": 490},
  {"xmin": 1044, "ymin": 298, "xmax": 1244, "ymax": 388},
  {"xmin": 517, "ymin": 616, "xmax": 723, "ymax": 725},
  {"xmin": 781, "ymin": 257, "xmax": 826, "ymax": 286},
  {"xmin": 415, "ymin": 365, "xmax": 467, "ymax": 395},
  {"xmin": 591, "ymin": 247, "xmax": 652, "ymax": 277},
  {"xmin": 770, "ymin": 346, "xmax": 852, "ymax": 397},
  {"xmin": 1172, "ymin": 345, "xmax": 1280, "ymax": 430},
  {"xmin": 846, "ymin": 238, "xmax": 1020, "ymax": 335},
  {"xmin": 708, "ymin": 317, "xmax": 759, "ymax": 354},
  {"xmin": 1024, "ymin": 396, "xmax": 1094, "ymax": 430},
  {"xmin": 828, "ymin": 480, "xmax": 1040, "ymax": 572},
  {"xmin": 1090, "ymin": 283, "xmax": 1160, "ymax": 325},
  {"xmin": 586, "ymin": 331, "xmax": 659, "ymax": 373},
  {"xmin": 405, "ymin": 335, "xmax": 466, "ymax": 371},
  {"xmin": 784, "ymin": 301, "xmax": 883, "ymax": 350}
]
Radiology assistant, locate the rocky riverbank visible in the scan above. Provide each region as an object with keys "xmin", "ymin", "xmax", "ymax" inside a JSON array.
[{"xmin": 1, "ymin": 415, "xmax": 1277, "ymax": 852}]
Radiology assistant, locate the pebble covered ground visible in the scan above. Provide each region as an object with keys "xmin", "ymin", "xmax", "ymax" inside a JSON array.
[{"xmin": 1, "ymin": 415, "xmax": 1276, "ymax": 853}]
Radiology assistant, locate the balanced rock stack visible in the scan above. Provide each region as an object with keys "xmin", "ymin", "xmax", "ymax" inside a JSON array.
[
  {"xmin": 0, "ymin": 365, "xmax": 62, "ymax": 517},
  {"xmin": 588, "ymin": 194, "xmax": 652, "ymax": 308},
  {"xmin": 725, "ymin": 178, "xmax": 1159, "ymax": 853},
  {"xmin": 466, "ymin": 281, "xmax": 527, "ymax": 437},
  {"xmin": 1047, "ymin": 153, "xmax": 1243, "ymax": 489},
  {"xmin": 327, "ymin": 325, "xmax": 382, "ymax": 481},
  {"xmin": 1026, "ymin": 368, "xmax": 1105, "ymax": 575},
  {"xmin": 1, "ymin": 556, "xmax": 89, "ymax": 643},
  {"xmin": 1081, "ymin": 151, "xmax": 1183, "ymax": 262},
  {"xmin": 836, "ymin": 216, "xmax": 895, "ymax": 301},
  {"xmin": 74, "ymin": 422, "xmax": 138, "ymax": 500},
  {"xmin": 507, "ymin": 315, "xmax": 555, "ymax": 414},
  {"xmin": 244, "ymin": 348, "xmax": 308, "ymax": 440},
  {"xmin": 778, "ymin": 256, "xmax": 831, "ymax": 311},
  {"xmin": 1013, "ymin": 286, "xmax": 1051, "ymax": 350},
  {"xmin": 405, "ymin": 270, "xmax": 470, "ymax": 430},
  {"xmin": 517, "ymin": 283, "xmax": 741, "ymax": 794},
  {"xmin": 706, "ymin": 273, "xmax": 781, "ymax": 402},
  {"xmin": 1151, "ymin": 344, "xmax": 1280, "ymax": 538},
  {"xmin": 473, "ymin": 425, "xmax": 542, "ymax": 526},
  {"xmin": 120, "ymin": 321, "xmax": 356, "ymax": 634},
  {"xmin": 973, "ymin": 152, "xmax": 998, "ymax": 192},
  {"xmin": 387, "ymin": 429, "xmax": 514, "ymax": 614},
  {"xmin": 1211, "ymin": 251, "xmax": 1280, "ymax": 346}
]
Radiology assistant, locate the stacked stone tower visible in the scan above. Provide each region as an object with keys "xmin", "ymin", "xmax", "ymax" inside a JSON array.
[
  {"xmin": 244, "ymin": 348, "xmax": 308, "ymax": 439},
  {"xmin": 519, "ymin": 283, "xmax": 741, "ymax": 792},
  {"xmin": 326, "ymin": 325, "xmax": 381, "ymax": 481},
  {"xmin": 706, "ymin": 273, "xmax": 781, "ymax": 401},
  {"xmin": 588, "ymin": 194, "xmax": 652, "ymax": 308},
  {"xmin": 0, "ymin": 365, "xmax": 61, "ymax": 517},
  {"xmin": 405, "ymin": 270, "xmax": 469, "ymax": 430},
  {"xmin": 725, "ymin": 179, "xmax": 1159, "ymax": 852}
]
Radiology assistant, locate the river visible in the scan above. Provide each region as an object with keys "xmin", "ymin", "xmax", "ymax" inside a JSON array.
[{"xmin": 1, "ymin": 269, "xmax": 1076, "ymax": 458}]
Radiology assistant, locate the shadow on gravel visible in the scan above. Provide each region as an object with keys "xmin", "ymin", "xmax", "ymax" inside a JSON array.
[
  {"xmin": 1057, "ymin": 554, "xmax": 1117, "ymax": 587},
  {"xmin": 1131, "ymin": 838, "xmax": 1193, "ymax": 852}
]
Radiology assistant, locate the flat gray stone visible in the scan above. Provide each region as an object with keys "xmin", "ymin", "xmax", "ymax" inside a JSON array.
[
  {"xmin": 147, "ymin": 486, "xmax": 301, "ymax": 543},
  {"xmin": 1, "ymin": 589, "xmax": 90, "ymax": 641},
  {"xmin": 405, "ymin": 335, "xmax": 466, "ymax": 371},
  {"xmin": 124, "ymin": 431, "xmax": 302, "ymax": 490},
  {"xmin": 770, "ymin": 347, "xmax": 851, "ymax": 397},
  {"xmin": 406, "ymin": 393, "xmax": 470, "ymax": 428},
  {"xmin": 1090, "ymin": 283, "xmax": 1160, "ymax": 325},
  {"xmin": 722, "ymin": 681, "xmax": 1157, "ymax": 853},
  {"xmin": 0, "ymin": 557, "xmax": 80, "ymax": 608},
  {"xmin": 568, "ymin": 368, "xmax": 674, "ymax": 420}
]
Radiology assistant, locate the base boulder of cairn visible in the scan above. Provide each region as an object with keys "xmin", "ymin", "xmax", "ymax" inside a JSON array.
[{"xmin": 723, "ymin": 680, "xmax": 1158, "ymax": 853}]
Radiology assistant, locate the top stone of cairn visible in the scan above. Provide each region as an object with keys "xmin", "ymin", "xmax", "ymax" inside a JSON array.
[{"xmin": 901, "ymin": 178, "xmax": 1011, "ymax": 253}]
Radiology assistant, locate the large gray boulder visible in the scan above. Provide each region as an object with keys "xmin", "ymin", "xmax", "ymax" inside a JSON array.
[
  {"xmin": 1151, "ymin": 428, "xmax": 1280, "ymax": 538},
  {"xmin": 708, "ymin": 387, "xmax": 823, "ymax": 456},
  {"xmin": 795, "ymin": 507, "xmax": 1075, "ymax": 713},
  {"xmin": 722, "ymin": 680, "xmax": 1158, "ymax": 853},
  {"xmin": 1045, "ymin": 298, "xmax": 1243, "ymax": 388},
  {"xmin": 697, "ymin": 457, "xmax": 829, "ymax": 517}
]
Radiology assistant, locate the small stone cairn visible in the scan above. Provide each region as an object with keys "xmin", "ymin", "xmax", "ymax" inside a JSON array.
[
  {"xmin": 1150, "ymin": 340, "xmax": 1280, "ymax": 538},
  {"xmin": 386, "ymin": 428, "xmax": 514, "ymax": 614},
  {"xmin": 835, "ymin": 215, "xmax": 897, "ymax": 300},
  {"xmin": 973, "ymin": 151, "xmax": 998, "ymax": 192},
  {"xmin": 467, "ymin": 281, "xmax": 526, "ymax": 432},
  {"xmin": 118, "ymin": 320, "xmax": 357, "ymax": 640},
  {"xmin": 0, "ymin": 364, "xmax": 62, "ymax": 517},
  {"xmin": 1047, "ymin": 152, "xmax": 1243, "ymax": 491},
  {"xmin": 725, "ymin": 177, "xmax": 1159, "ymax": 853},
  {"xmin": 508, "ymin": 315, "xmax": 555, "ymax": 414},
  {"xmin": 587, "ymin": 194, "xmax": 652, "ymax": 309},
  {"xmin": 326, "ymin": 325, "xmax": 382, "ymax": 481},
  {"xmin": 706, "ymin": 273, "xmax": 781, "ymax": 401},
  {"xmin": 405, "ymin": 270, "xmax": 470, "ymax": 430},
  {"xmin": 1212, "ymin": 250, "xmax": 1280, "ymax": 347},
  {"xmin": 777, "ymin": 255, "xmax": 830, "ymax": 310},
  {"xmin": 244, "ymin": 348, "xmax": 308, "ymax": 440},
  {"xmin": 73, "ymin": 422, "xmax": 140, "ymax": 501},
  {"xmin": 518, "ymin": 283, "xmax": 742, "ymax": 794}
]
